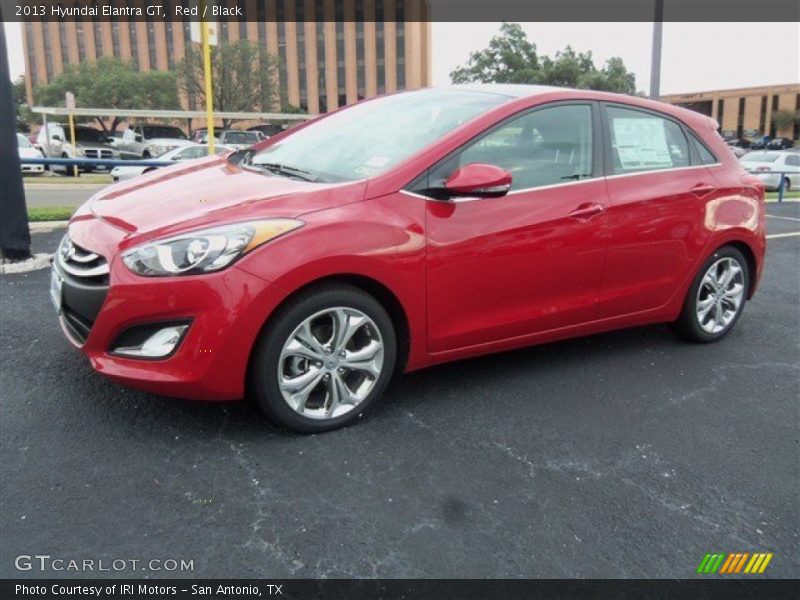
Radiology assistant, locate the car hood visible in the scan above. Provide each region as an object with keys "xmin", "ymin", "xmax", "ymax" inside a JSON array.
[
  {"xmin": 18, "ymin": 147, "xmax": 41, "ymax": 158},
  {"xmin": 89, "ymin": 155, "xmax": 367, "ymax": 236},
  {"xmin": 148, "ymin": 138, "xmax": 192, "ymax": 146}
]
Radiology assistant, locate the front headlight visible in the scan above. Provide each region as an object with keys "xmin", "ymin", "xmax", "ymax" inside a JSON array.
[{"xmin": 121, "ymin": 219, "xmax": 303, "ymax": 276}]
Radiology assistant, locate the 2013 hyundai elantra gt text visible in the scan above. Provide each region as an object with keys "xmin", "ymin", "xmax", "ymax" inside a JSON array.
[{"xmin": 52, "ymin": 86, "xmax": 766, "ymax": 432}]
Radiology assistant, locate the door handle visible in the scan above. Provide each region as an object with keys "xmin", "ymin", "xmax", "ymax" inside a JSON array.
[
  {"xmin": 569, "ymin": 202, "xmax": 606, "ymax": 221},
  {"xmin": 690, "ymin": 183, "xmax": 717, "ymax": 197}
]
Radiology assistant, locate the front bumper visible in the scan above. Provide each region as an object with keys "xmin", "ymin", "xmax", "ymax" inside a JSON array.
[{"xmin": 54, "ymin": 219, "xmax": 287, "ymax": 401}]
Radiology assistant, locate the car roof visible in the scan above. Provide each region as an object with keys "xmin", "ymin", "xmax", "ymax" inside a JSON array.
[{"xmin": 431, "ymin": 84, "xmax": 717, "ymax": 131}]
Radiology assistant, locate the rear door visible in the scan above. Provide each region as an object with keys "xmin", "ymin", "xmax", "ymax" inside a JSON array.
[{"xmin": 597, "ymin": 103, "xmax": 718, "ymax": 318}]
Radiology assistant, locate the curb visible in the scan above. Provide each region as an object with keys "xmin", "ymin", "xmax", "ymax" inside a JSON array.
[
  {"xmin": 25, "ymin": 183, "xmax": 109, "ymax": 191},
  {"xmin": 29, "ymin": 221, "xmax": 69, "ymax": 231}
]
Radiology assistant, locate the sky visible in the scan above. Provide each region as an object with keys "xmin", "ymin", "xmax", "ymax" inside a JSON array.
[{"xmin": 4, "ymin": 21, "xmax": 799, "ymax": 95}]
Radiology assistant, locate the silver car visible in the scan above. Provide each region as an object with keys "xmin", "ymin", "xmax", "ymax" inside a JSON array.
[
  {"xmin": 739, "ymin": 151, "xmax": 800, "ymax": 191},
  {"xmin": 110, "ymin": 143, "xmax": 232, "ymax": 182}
]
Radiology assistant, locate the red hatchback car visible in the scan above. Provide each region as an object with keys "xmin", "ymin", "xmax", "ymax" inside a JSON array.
[{"xmin": 52, "ymin": 86, "xmax": 766, "ymax": 432}]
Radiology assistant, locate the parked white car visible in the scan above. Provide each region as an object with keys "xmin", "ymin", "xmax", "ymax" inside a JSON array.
[
  {"xmin": 217, "ymin": 129, "xmax": 263, "ymax": 149},
  {"xmin": 739, "ymin": 151, "xmax": 800, "ymax": 191},
  {"xmin": 114, "ymin": 124, "xmax": 192, "ymax": 159},
  {"xmin": 18, "ymin": 133, "xmax": 44, "ymax": 173},
  {"xmin": 110, "ymin": 143, "xmax": 232, "ymax": 182}
]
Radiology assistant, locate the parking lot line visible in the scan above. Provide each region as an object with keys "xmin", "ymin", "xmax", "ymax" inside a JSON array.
[
  {"xmin": 766, "ymin": 231, "xmax": 800, "ymax": 239},
  {"xmin": 766, "ymin": 215, "xmax": 800, "ymax": 222}
]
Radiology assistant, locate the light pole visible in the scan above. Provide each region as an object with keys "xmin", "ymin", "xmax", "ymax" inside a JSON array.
[{"xmin": 650, "ymin": 0, "xmax": 664, "ymax": 100}]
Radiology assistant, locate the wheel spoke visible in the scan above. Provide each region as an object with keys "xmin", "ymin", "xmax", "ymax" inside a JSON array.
[
  {"xmin": 697, "ymin": 297, "xmax": 715, "ymax": 321},
  {"xmin": 294, "ymin": 321, "xmax": 326, "ymax": 358},
  {"xmin": 282, "ymin": 338, "xmax": 323, "ymax": 363},
  {"xmin": 720, "ymin": 263, "xmax": 742, "ymax": 289},
  {"xmin": 724, "ymin": 283, "xmax": 744, "ymax": 299},
  {"xmin": 341, "ymin": 340, "xmax": 383, "ymax": 378},
  {"xmin": 331, "ymin": 309, "xmax": 367, "ymax": 353},
  {"xmin": 280, "ymin": 367, "xmax": 324, "ymax": 412}
]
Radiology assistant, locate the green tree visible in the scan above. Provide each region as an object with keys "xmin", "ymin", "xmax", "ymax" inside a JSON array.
[
  {"xmin": 34, "ymin": 58, "xmax": 179, "ymax": 135},
  {"xmin": 177, "ymin": 40, "xmax": 281, "ymax": 128},
  {"xmin": 450, "ymin": 23, "xmax": 638, "ymax": 95},
  {"xmin": 12, "ymin": 76, "xmax": 34, "ymax": 132},
  {"xmin": 772, "ymin": 109, "xmax": 799, "ymax": 133}
]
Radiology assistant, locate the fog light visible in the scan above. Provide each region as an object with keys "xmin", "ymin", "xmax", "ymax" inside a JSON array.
[{"xmin": 112, "ymin": 323, "xmax": 189, "ymax": 359}]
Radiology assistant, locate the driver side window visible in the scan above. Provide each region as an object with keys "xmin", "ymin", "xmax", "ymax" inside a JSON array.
[{"xmin": 431, "ymin": 104, "xmax": 594, "ymax": 192}]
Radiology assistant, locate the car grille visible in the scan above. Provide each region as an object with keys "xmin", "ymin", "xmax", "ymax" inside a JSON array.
[
  {"xmin": 84, "ymin": 149, "xmax": 114, "ymax": 159},
  {"xmin": 56, "ymin": 235, "xmax": 110, "ymax": 344}
]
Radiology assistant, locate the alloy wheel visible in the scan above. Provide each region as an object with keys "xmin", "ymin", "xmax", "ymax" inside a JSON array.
[
  {"xmin": 277, "ymin": 307, "xmax": 385, "ymax": 419},
  {"xmin": 695, "ymin": 257, "xmax": 745, "ymax": 334}
]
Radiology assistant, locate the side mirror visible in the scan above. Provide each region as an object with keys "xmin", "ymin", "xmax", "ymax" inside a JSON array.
[
  {"xmin": 444, "ymin": 163, "xmax": 512, "ymax": 198},
  {"xmin": 135, "ymin": 134, "xmax": 143, "ymax": 142},
  {"xmin": 51, "ymin": 134, "xmax": 62, "ymax": 142}
]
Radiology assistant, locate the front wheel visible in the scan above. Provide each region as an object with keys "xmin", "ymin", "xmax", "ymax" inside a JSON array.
[
  {"xmin": 249, "ymin": 284, "xmax": 397, "ymax": 433},
  {"xmin": 670, "ymin": 246, "xmax": 750, "ymax": 343}
]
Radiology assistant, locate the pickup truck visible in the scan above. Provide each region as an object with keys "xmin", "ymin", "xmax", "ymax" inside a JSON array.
[{"xmin": 113, "ymin": 124, "xmax": 192, "ymax": 159}]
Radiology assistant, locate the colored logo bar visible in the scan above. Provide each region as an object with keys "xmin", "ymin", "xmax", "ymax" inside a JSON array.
[{"xmin": 697, "ymin": 552, "xmax": 773, "ymax": 574}]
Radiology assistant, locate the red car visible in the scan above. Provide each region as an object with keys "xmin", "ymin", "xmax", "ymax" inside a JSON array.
[{"xmin": 52, "ymin": 86, "xmax": 766, "ymax": 432}]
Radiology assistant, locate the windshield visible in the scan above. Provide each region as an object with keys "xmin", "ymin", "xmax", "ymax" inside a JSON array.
[
  {"xmin": 224, "ymin": 131, "xmax": 259, "ymax": 144},
  {"xmin": 75, "ymin": 127, "xmax": 108, "ymax": 143},
  {"xmin": 17, "ymin": 133, "xmax": 32, "ymax": 148},
  {"xmin": 741, "ymin": 153, "xmax": 780, "ymax": 163},
  {"xmin": 250, "ymin": 89, "xmax": 510, "ymax": 182},
  {"xmin": 143, "ymin": 126, "xmax": 187, "ymax": 140}
]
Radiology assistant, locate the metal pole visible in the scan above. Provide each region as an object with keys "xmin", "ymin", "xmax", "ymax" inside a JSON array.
[{"xmin": 650, "ymin": 0, "xmax": 664, "ymax": 100}]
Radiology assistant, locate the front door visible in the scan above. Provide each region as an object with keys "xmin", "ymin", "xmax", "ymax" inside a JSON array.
[{"xmin": 418, "ymin": 103, "xmax": 610, "ymax": 353}]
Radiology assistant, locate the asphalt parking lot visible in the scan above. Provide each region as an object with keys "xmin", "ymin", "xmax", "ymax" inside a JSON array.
[{"xmin": 1, "ymin": 204, "xmax": 798, "ymax": 579}]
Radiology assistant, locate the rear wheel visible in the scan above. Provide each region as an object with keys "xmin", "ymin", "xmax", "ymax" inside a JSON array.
[
  {"xmin": 249, "ymin": 284, "xmax": 397, "ymax": 433},
  {"xmin": 670, "ymin": 246, "xmax": 749, "ymax": 343}
]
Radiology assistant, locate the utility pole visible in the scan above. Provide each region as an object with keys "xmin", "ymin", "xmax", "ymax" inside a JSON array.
[
  {"xmin": 650, "ymin": 0, "xmax": 664, "ymax": 100},
  {"xmin": 0, "ymin": 15, "xmax": 32, "ymax": 261}
]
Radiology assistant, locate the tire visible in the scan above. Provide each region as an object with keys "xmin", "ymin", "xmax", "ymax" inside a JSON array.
[
  {"xmin": 142, "ymin": 151, "xmax": 151, "ymax": 159},
  {"xmin": 249, "ymin": 283, "xmax": 397, "ymax": 433},
  {"xmin": 669, "ymin": 246, "xmax": 750, "ymax": 343}
]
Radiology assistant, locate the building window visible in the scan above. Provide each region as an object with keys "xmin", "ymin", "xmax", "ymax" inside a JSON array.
[
  {"xmin": 335, "ymin": 2, "xmax": 345, "ymax": 104},
  {"xmin": 736, "ymin": 97, "xmax": 745, "ymax": 137},
  {"xmin": 396, "ymin": 3, "xmax": 406, "ymax": 90},
  {"xmin": 76, "ymin": 21, "xmax": 87, "ymax": 62},
  {"xmin": 376, "ymin": 2, "xmax": 385, "ymax": 94},
  {"xmin": 316, "ymin": 0, "xmax": 326, "ymax": 112},
  {"xmin": 717, "ymin": 99, "xmax": 724, "ymax": 129},
  {"xmin": 43, "ymin": 25, "xmax": 53, "ymax": 79},
  {"xmin": 769, "ymin": 94, "xmax": 780, "ymax": 137},
  {"xmin": 111, "ymin": 22, "xmax": 121, "ymax": 58},
  {"xmin": 296, "ymin": 0, "xmax": 307, "ymax": 110},
  {"xmin": 239, "ymin": 0, "xmax": 248, "ymax": 40},
  {"xmin": 795, "ymin": 94, "xmax": 800, "ymax": 141},
  {"xmin": 59, "ymin": 21, "xmax": 69, "ymax": 67},
  {"xmin": 26, "ymin": 24, "xmax": 38, "ymax": 86},
  {"xmin": 276, "ymin": 0, "xmax": 288, "ymax": 107},
  {"xmin": 257, "ymin": 1, "xmax": 267, "ymax": 45},
  {"xmin": 93, "ymin": 4, "xmax": 104, "ymax": 58},
  {"xmin": 183, "ymin": 21, "xmax": 195, "ymax": 109},
  {"xmin": 146, "ymin": 17, "xmax": 157, "ymax": 69},
  {"xmin": 759, "ymin": 95, "xmax": 767, "ymax": 134},
  {"xmin": 128, "ymin": 21, "xmax": 139, "ymax": 68},
  {"xmin": 355, "ymin": 0, "xmax": 365, "ymax": 99}
]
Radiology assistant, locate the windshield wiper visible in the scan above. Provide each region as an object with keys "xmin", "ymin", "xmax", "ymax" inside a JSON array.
[{"xmin": 253, "ymin": 162, "xmax": 320, "ymax": 182}]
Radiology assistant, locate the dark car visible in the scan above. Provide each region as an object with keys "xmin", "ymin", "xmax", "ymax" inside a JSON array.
[
  {"xmin": 728, "ymin": 138, "xmax": 751, "ymax": 149},
  {"xmin": 767, "ymin": 137, "xmax": 794, "ymax": 150},
  {"xmin": 749, "ymin": 136, "xmax": 771, "ymax": 150}
]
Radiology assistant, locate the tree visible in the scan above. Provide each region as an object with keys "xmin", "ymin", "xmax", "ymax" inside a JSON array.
[
  {"xmin": 450, "ymin": 22, "xmax": 638, "ymax": 95},
  {"xmin": 12, "ymin": 76, "xmax": 34, "ymax": 132},
  {"xmin": 177, "ymin": 40, "xmax": 280, "ymax": 128},
  {"xmin": 772, "ymin": 109, "xmax": 799, "ymax": 133},
  {"xmin": 34, "ymin": 58, "xmax": 180, "ymax": 134}
]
